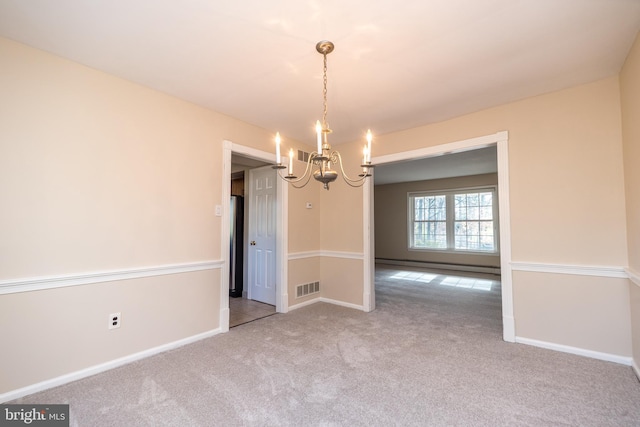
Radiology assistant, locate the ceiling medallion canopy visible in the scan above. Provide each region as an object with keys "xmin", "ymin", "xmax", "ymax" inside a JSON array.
[{"xmin": 273, "ymin": 40, "xmax": 374, "ymax": 190}]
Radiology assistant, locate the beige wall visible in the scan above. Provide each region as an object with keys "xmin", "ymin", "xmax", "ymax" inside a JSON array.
[
  {"xmin": 370, "ymin": 76, "xmax": 627, "ymax": 266},
  {"xmin": 2, "ymin": 28, "xmax": 638, "ymax": 395},
  {"xmin": 314, "ymin": 142, "xmax": 367, "ymax": 307},
  {"xmin": 1, "ymin": 42, "xmax": 218, "ymax": 278},
  {"xmin": 620, "ymin": 31, "xmax": 640, "ymax": 368},
  {"xmin": 320, "ymin": 257, "xmax": 364, "ymax": 306},
  {"xmin": 0, "ymin": 270, "xmax": 218, "ymax": 392},
  {"xmin": 337, "ymin": 75, "xmax": 630, "ymax": 357},
  {"xmin": 288, "ymin": 160, "xmax": 321, "ymax": 253},
  {"xmin": 0, "ymin": 37, "xmax": 298, "ymax": 394},
  {"xmin": 320, "ymin": 141, "xmax": 366, "ymax": 253},
  {"xmin": 375, "ymin": 173, "xmax": 500, "ymax": 268},
  {"xmin": 512, "ymin": 271, "xmax": 631, "ymax": 356}
]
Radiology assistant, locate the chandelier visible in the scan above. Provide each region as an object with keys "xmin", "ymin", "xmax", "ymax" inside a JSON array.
[{"xmin": 273, "ymin": 40, "xmax": 374, "ymax": 190}]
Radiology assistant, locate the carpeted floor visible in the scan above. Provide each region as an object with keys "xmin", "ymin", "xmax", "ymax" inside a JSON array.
[{"xmin": 12, "ymin": 266, "xmax": 640, "ymax": 426}]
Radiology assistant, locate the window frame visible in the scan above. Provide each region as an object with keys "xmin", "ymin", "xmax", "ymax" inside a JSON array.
[{"xmin": 407, "ymin": 185, "xmax": 500, "ymax": 255}]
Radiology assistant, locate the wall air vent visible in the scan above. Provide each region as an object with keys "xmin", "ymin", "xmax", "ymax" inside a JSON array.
[
  {"xmin": 297, "ymin": 150, "xmax": 310, "ymax": 162},
  {"xmin": 296, "ymin": 281, "xmax": 320, "ymax": 298}
]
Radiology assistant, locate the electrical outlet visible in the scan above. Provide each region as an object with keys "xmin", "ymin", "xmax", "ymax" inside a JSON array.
[{"xmin": 108, "ymin": 312, "xmax": 121, "ymax": 330}]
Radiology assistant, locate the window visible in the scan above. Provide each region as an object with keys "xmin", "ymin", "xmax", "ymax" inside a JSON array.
[
  {"xmin": 409, "ymin": 187, "xmax": 498, "ymax": 253},
  {"xmin": 412, "ymin": 194, "xmax": 447, "ymax": 249}
]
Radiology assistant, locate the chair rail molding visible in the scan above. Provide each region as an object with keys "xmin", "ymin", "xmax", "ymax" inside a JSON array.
[
  {"xmin": 511, "ymin": 262, "xmax": 628, "ymax": 279},
  {"xmin": 0, "ymin": 260, "xmax": 224, "ymax": 295},
  {"xmin": 288, "ymin": 251, "xmax": 364, "ymax": 260}
]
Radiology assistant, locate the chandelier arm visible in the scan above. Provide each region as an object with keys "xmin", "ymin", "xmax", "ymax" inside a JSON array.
[
  {"xmin": 275, "ymin": 152, "xmax": 317, "ymax": 184},
  {"xmin": 289, "ymin": 171, "xmax": 314, "ymax": 189},
  {"xmin": 332, "ymin": 151, "xmax": 369, "ymax": 187}
]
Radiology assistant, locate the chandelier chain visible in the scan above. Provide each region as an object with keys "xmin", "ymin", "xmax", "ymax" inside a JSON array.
[{"xmin": 322, "ymin": 52, "xmax": 328, "ymax": 129}]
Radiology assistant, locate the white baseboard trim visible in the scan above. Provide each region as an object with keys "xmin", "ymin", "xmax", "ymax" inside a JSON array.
[
  {"xmin": 319, "ymin": 297, "xmax": 365, "ymax": 311},
  {"xmin": 288, "ymin": 296, "xmax": 321, "ymax": 311},
  {"xmin": 0, "ymin": 260, "xmax": 224, "ymax": 295},
  {"xmin": 288, "ymin": 296, "xmax": 365, "ymax": 312},
  {"xmin": 0, "ymin": 328, "xmax": 222, "ymax": 403},
  {"xmin": 633, "ymin": 360, "xmax": 640, "ymax": 382},
  {"xmin": 288, "ymin": 251, "xmax": 364, "ymax": 261},
  {"xmin": 515, "ymin": 336, "xmax": 633, "ymax": 366},
  {"xmin": 376, "ymin": 258, "xmax": 500, "ymax": 275},
  {"xmin": 511, "ymin": 262, "xmax": 627, "ymax": 279}
]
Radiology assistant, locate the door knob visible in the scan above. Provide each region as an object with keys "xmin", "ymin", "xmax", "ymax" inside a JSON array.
[{"xmin": 250, "ymin": 241, "xmax": 256, "ymax": 246}]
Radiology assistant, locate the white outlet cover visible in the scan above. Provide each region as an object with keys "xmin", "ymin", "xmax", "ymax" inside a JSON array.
[
  {"xmin": 108, "ymin": 312, "xmax": 121, "ymax": 330},
  {"xmin": 215, "ymin": 205, "xmax": 222, "ymax": 216}
]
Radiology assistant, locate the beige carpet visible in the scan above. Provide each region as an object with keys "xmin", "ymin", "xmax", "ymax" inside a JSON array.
[{"xmin": 12, "ymin": 267, "xmax": 640, "ymax": 426}]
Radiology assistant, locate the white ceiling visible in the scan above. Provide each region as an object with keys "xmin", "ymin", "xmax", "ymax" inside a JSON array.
[
  {"xmin": 374, "ymin": 146, "xmax": 497, "ymax": 185},
  {"xmin": 1, "ymin": 0, "xmax": 639, "ymax": 151}
]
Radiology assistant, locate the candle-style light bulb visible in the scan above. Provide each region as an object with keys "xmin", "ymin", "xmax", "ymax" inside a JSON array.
[
  {"xmin": 275, "ymin": 132, "xmax": 281, "ymax": 164},
  {"xmin": 288, "ymin": 148, "xmax": 294, "ymax": 175},
  {"xmin": 366, "ymin": 129, "xmax": 372, "ymax": 163},
  {"xmin": 316, "ymin": 120, "xmax": 322, "ymax": 154},
  {"xmin": 362, "ymin": 146, "xmax": 369, "ymax": 173}
]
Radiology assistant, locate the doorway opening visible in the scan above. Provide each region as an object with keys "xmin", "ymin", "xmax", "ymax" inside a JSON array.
[
  {"xmin": 221, "ymin": 140, "xmax": 288, "ymax": 332},
  {"xmin": 228, "ymin": 165, "xmax": 277, "ymax": 327},
  {"xmin": 363, "ymin": 131, "xmax": 514, "ymax": 342}
]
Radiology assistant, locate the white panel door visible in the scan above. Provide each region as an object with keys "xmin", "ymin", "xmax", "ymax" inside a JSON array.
[{"xmin": 248, "ymin": 166, "xmax": 277, "ymax": 305}]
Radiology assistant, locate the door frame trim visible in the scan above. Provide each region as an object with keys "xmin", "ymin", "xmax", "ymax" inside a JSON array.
[{"xmin": 221, "ymin": 140, "xmax": 288, "ymax": 333}]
